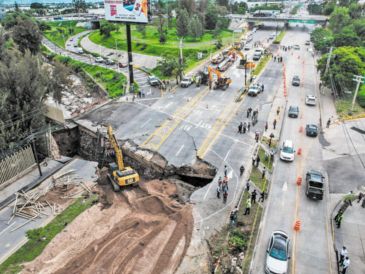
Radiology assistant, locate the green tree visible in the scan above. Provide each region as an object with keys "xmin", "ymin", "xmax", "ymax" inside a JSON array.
[
  {"xmin": 48, "ymin": 61, "xmax": 71, "ymax": 104},
  {"xmin": 189, "ymin": 15, "xmax": 203, "ymax": 40},
  {"xmin": 0, "ymin": 48, "xmax": 48, "ymax": 151},
  {"xmin": 230, "ymin": 2, "xmax": 248, "ymax": 14},
  {"xmin": 73, "ymin": 0, "xmax": 87, "ymax": 13},
  {"xmin": 12, "ymin": 17, "xmax": 42, "ymax": 54},
  {"xmin": 349, "ymin": 3, "xmax": 364, "ymax": 19},
  {"xmin": 157, "ymin": 13, "xmax": 167, "ymax": 43},
  {"xmin": 99, "ymin": 20, "xmax": 117, "ymax": 38},
  {"xmin": 178, "ymin": 0, "xmax": 196, "ymax": 15},
  {"xmin": 30, "ymin": 2, "xmax": 44, "ymax": 9},
  {"xmin": 317, "ymin": 47, "xmax": 365, "ymax": 97},
  {"xmin": 167, "ymin": 3, "xmax": 174, "ymax": 28},
  {"xmin": 310, "ymin": 28, "xmax": 334, "ymax": 53},
  {"xmin": 156, "ymin": 54, "xmax": 178, "ymax": 77},
  {"xmin": 205, "ymin": 4, "xmax": 219, "ymax": 30},
  {"xmin": 353, "ymin": 18, "xmax": 365, "ymax": 44},
  {"xmin": 329, "ymin": 7, "xmax": 350, "ymax": 33},
  {"xmin": 176, "ymin": 8, "xmax": 189, "ymax": 37},
  {"xmin": 1, "ymin": 12, "xmax": 30, "ymax": 30},
  {"xmin": 334, "ymin": 26, "xmax": 361, "ymax": 47},
  {"xmin": 323, "ymin": 1, "xmax": 335, "ymax": 15},
  {"xmin": 307, "ymin": 3, "xmax": 323, "ymax": 15}
]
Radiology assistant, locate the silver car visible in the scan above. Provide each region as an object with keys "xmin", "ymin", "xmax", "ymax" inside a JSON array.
[{"xmin": 265, "ymin": 231, "xmax": 290, "ymax": 274}]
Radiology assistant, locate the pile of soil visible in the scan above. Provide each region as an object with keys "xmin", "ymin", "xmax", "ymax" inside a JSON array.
[{"xmin": 22, "ymin": 180, "xmax": 193, "ymax": 274}]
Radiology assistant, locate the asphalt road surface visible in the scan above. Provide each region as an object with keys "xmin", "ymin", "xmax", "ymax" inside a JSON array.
[{"xmin": 250, "ymin": 30, "xmax": 335, "ymax": 274}]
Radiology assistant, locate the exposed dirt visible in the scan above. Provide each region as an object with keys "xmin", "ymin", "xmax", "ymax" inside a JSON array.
[{"xmin": 22, "ymin": 179, "xmax": 193, "ymax": 274}]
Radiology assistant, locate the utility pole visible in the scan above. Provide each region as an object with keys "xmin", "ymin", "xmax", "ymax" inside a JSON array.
[
  {"xmin": 179, "ymin": 38, "xmax": 184, "ymax": 81},
  {"xmin": 324, "ymin": 46, "xmax": 333, "ymax": 76},
  {"xmin": 351, "ymin": 75, "xmax": 365, "ymax": 112},
  {"xmin": 126, "ymin": 24, "xmax": 134, "ymax": 93}
]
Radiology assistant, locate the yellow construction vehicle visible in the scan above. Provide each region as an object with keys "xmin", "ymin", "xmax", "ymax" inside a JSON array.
[
  {"xmin": 208, "ymin": 66, "xmax": 232, "ymax": 91},
  {"xmin": 228, "ymin": 48, "xmax": 247, "ymax": 69},
  {"xmin": 107, "ymin": 125, "xmax": 140, "ymax": 191}
]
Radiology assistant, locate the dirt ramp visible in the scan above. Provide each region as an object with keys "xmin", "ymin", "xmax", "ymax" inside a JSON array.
[{"xmin": 22, "ymin": 180, "xmax": 193, "ymax": 274}]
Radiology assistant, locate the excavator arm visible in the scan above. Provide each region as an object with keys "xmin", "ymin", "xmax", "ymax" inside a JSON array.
[{"xmin": 107, "ymin": 125, "xmax": 125, "ymax": 171}]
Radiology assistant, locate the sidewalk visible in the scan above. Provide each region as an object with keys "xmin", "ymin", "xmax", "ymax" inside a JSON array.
[
  {"xmin": 0, "ymin": 157, "xmax": 70, "ymax": 209},
  {"xmin": 332, "ymin": 195, "xmax": 365, "ymax": 274},
  {"xmin": 80, "ymin": 35, "xmax": 159, "ymax": 69}
]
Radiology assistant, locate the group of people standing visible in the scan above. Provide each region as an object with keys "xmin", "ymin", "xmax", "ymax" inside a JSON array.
[{"xmin": 216, "ymin": 166, "xmax": 230, "ymax": 203}]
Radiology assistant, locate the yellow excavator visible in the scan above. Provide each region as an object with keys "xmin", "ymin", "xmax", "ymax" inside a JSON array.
[
  {"xmin": 208, "ymin": 66, "xmax": 232, "ymax": 90},
  {"xmin": 228, "ymin": 48, "xmax": 247, "ymax": 69},
  {"xmin": 107, "ymin": 125, "xmax": 140, "ymax": 191}
]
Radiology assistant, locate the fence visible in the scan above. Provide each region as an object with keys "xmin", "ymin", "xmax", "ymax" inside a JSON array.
[{"xmin": 0, "ymin": 145, "xmax": 35, "ymax": 189}]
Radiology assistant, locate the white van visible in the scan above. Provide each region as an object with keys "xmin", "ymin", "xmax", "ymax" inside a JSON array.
[{"xmin": 280, "ymin": 140, "xmax": 295, "ymax": 162}]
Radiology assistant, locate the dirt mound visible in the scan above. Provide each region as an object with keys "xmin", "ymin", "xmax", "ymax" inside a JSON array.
[{"xmin": 22, "ymin": 180, "xmax": 193, "ymax": 274}]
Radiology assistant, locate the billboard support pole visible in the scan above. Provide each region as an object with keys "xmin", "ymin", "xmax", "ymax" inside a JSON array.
[{"xmin": 126, "ymin": 23, "xmax": 134, "ymax": 93}]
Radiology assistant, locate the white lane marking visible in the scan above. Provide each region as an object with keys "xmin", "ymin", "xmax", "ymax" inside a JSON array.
[
  {"xmin": 282, "ymin": 181, "xmax": 288, "ymax": 192},
  {"xmin": 175, "ymin": 144, "xmax": 185, "ymax": 156},
  {"xmin": 224, "ymin": 149, "xmax": 231, "ymax": 161},
  {"xmin": 0, "ymin": 222, "xmax": 16, "ymax": 238},
  {"xmin": 140, "ymin": 118, "xmax": 151, "ymax": 129},
  {"xmin": 181, "ymin": 125, "xmax": 192, "ymax": 131}
]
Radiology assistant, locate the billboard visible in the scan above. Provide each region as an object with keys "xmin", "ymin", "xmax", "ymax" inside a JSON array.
[{"xmin": 104, "ymin": 0, "xmax": 149, "ymax": 24}]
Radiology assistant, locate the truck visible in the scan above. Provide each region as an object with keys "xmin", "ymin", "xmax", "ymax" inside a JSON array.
[{"xmin": 305, "ymin": 170, "xmax": 325, "ymax": 200}]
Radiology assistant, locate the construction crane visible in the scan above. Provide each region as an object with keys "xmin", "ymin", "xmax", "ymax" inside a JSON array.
[
  {"xmin": 106, "ymin": 125, "xmax": 140, "ymax": 191},
  {"xmin": 208, "ymin": 66, "xmax": 232, "ymax": 91}
]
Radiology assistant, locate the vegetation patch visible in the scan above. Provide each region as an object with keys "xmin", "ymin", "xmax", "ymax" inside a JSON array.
[
  {"xmin": 54, "ymin": 55, "xmax": 128, "ymax": 98},
  {"xmin": 249, "ymin": 167, "xmax": 267, "ymax": 192},
  {"xmin": 258, "ymin": 146, "xmax": 273, "ymax": 171},
  {"xmin": 43, "ymin": 20, "xmax": 85, "ymax": 48},
  {"xmin": 335, "ymin": 97, "xmax": 365, "ymax": 120},
  {"xmin": 252, "ymin": 55, "xmax": 271, "ymax": 77},
  {"xmin": 273, "ymin": 31, "xmax": 286, "ymax": 44},
  {"xmin": 0, "ymin": 195, "xmax": 98, "ymax": 274}
]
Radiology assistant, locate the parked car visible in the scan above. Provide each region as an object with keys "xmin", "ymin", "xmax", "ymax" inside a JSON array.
[
  {"xmin": 147, "ymin": 75, "xmax": 161, "ymax": 87},
  {"xmin": 288, "ymin": 106, "xmax": 299, "ymax": 118},
  {"xmin": 280, "ymin": 139, "xmax": 295, "ymax": 162},
  {"xmin": 306, "ymin": 124, "xmax": 318, "ymax": 137},
  {"xmin": 247, "ymin": 84, "xmax": 262, "ymax": 96},
  {"xmin": 269, "ymin": 33, "xmax": 276, "ymax": 39},
  {"xmin": 305, "ymin": 170, "xmax": 325, "ymax": 200},
  {"xmin": 244, "ymin": 44, "xmax": 251, "ymax": 51},
  {"xmin": 292, "ymin": 75, "xmax": 300, "ymax": 86},
  {"xmin": 305, "ymin": 40, "xmax": 310, "ymax": 45},
  {"xmin": 75, "ymin": 47, "xmax": 84, "ymax": 54},
  {"xmin": 265, "ymin": 231, "xmax": 290, "ymax": 274},
  {"xmin": 180, "ymin": 77, "xmax": 193, "ymax": 88},
  {"xmin": 305, "ymin": 95, "xmax": 316, "ymax": 106},
  {"xmin": 293, "ymin": 45, "xmax": 300, "ymax": 50},
  {"xmin": 105, "ymin": 59, "xmax": 115, "ymax": 65},
  {"xmin": 95, "ymin": 57, "xmax": 105, "ymax": 63}
]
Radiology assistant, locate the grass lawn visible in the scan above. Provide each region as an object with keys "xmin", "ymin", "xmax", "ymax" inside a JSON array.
[
  {"xmin": 54, "ymin": 55, "xmax": 128, "ymax": 97},
  {"xmin": 249, "ymin": 166, "xmax": 268, "ymax": 192},
  {"xmin": 0, "ymin": 195, "xmax": 98, "ymax": 274},
  {"xmin": 43, "ymin": 21, "xmax": 85, "ymax": 48},
  {"xmin": 335, "ymin": 97, "xmax": 365, "ymax": 120},
  {"xmin": 273, "ymin": 31, "xmax": 286, "ymax": 44},
  {"xmin": 89, "ymin": 24, "xmax": 235, "ymax": 74},
  {"xmin": 258, "ymin": 146, "xmax": 273, "ymax": 171},
  {"xmin": 252, "ymin": 55, "xmax": 272, "ymax": 77}
]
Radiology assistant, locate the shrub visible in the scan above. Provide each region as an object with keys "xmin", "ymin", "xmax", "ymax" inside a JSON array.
[{"xmin": 357, "ymin": 86, "xmax": 365, "ymax": 108}]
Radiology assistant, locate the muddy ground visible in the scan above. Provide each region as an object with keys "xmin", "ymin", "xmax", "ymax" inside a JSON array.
[{"xmin": 22, "ymin": 179, "xmax": 194, "ymax": 274}]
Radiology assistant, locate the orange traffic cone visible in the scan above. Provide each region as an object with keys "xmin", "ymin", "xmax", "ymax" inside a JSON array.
[
  {"xmin": 299, "ymin": 126, "xmax": 303, "ymax": 133},
  {"xmin": 296, "ymin": 176, "xmax": 302, "ymax": 186},
  {"xmin": 294, "ymin": 220, "xmax": 301, "ymax": 231},
  {"xmin": 297, "ymin": 148, "xmax": 302, "ymax": 155}
]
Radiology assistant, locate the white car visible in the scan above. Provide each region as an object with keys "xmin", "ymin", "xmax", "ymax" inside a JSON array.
[
  {"xmin": 247, "ymin": 84, "xmax": 262, "ymax": 96},
  {"xmin": 75, "ymin": 47, "xmax": 84, "ymax": 54},
  {"xmin": 280, "ymin": 139, "xmax": 295, "ymax": 162},
  {"xmin": 265, "ymin": 231, "xmax": 290, "ymax": 274},
  {"xmin": 180, "ymin": 77, "xmax": 192, "ymax": 88},
  {"xmin": 95, "ymin": 57, "xmax": 105, "ymax": 63},
  {"xmin": 305, "ymin": 95, "xmax": 316, "ymax": 106}
]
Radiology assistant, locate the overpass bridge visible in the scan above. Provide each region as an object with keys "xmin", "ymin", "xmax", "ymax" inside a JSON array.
[{"xmin": 229, "ymin": 14, "xmax": 328, "ymax": 26}]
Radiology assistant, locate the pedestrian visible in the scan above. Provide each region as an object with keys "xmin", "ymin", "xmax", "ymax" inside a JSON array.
[
  {"xmin": 218, "ymin": 176, "xmax": 223, "ymax": 187},
  {"xmin": 342, "ymin": 256, "xmax": 350, "ymax": 274},
  {"xmin": 246, "ymin": 180, "xmax": 250, "ymax": 192},
  {"xmin": 276, "ymin": 107, "xmax": 280, "ymax": 116},
  {"xmin": 247, "ymin": 109, "xmax": 250, "ymax": 118},
  {"xmin": 273, "ymin": 119, "xmax": 277, "ymax": 129},
  {"xmin": 243, "ymin": 122, "xmax": 247, "ymax": 134},
  {"xmin": 251, "ymin": 189, "xmax": 257, "ymax": 204},
  {"xmin": 259, "ymin": 190, "xmax": 265, "ymax": 202},
  {"xmin": 265, "ymin": 122, "xmax": 268, "ymax": 131},
  {"xmin": 244, "ymin": 198, "xmax": 251, "ymax": 215},
  {"xmin": 357, "ymin": 192, "xmax": 364, "ymax": 203},
  {"xmin": 262, "ymin": 167, "xmax": 266, "ymax": 179},
  {"xmin": 230, "ymin": 207, "xmax": 238, "ymax": 226},
  {"xmin": 238, "ymin": 123, "xmax": 243, "ymax": 134},
  {"xmin": 240, "ymin": 165, "xmax": 245, "ymax": 176},
  {"xmin": 255, "ymin": 131, "xmax": 259, "ymax": 143},
  {"xmin": 247, "ymin": 121, "xmax": 251, "ymax": 131},
  {"xmin": 339, "ymin": 246, "xmax": 348, "ymax": 266},
  {"xmin": 274, "ymin": 56, "xmax": 277, "ymax": 62},
  {"xmin": 252, "ymin": 156, "xmax": 256, "ymax": 167},
  {"xmin": 224, "ymin": 165, "xmax": 228, "ymax": 177},
  {"xmin": 261, "ymin": 83, "xmax": 264, "ymax": 92},
  {"xmin": 256, "ymin": 155, "xmax": 261, "ymax": 167},
  {"xmin": 326, "ymin": 118, "xmax": 331, "ymax": 128},
  {"xmin": 217, "ymin": 185, "xmax": 221, "ymax": 199},
  {"xmin": 335, "ymin": 212, "xmax": 343, "ymax": 228},
  {"xmin": 223, "ymin": 190, "xmax": 228, "ymax": 204}
]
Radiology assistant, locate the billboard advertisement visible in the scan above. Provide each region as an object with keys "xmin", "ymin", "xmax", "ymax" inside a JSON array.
[{"xmin": 104, "ymin": 0, "xmax": 149, "ymax": 24}]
